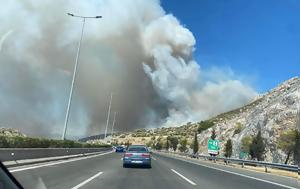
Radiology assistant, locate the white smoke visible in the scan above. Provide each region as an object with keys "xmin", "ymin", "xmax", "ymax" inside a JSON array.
[
  {"xmin": 0, "ymin": 0, "xmax": 257, "ymax": 138},
  {"xmin": 141, "ymin": 13, "xmax": 256, "ymax": 126}
]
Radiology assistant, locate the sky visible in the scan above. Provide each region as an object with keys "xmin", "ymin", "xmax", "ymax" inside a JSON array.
[
  {"xmin": 0, "ymin": 0, "xmax": 298, "ymax": 138},
  {"xmin": 162, "ymin": 0, "xmax": 300, "ymax": 92}
]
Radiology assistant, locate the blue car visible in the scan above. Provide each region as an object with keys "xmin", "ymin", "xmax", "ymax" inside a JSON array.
[
  {"xmin": 123, "ymin": 145, "xmax": 151, "ymax": 168},
  {"xmin": 115, "ymin": 146, "xmax": 125, "ymax": 152}
]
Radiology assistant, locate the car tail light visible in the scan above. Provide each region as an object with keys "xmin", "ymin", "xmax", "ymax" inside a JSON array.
[
  {"xmin": 124, "ymin": 153, "xmax": 133, "ymax": 157},
  {"xmin": 141, "ymin": 153, "xmax": 150, "ymax": 158}
]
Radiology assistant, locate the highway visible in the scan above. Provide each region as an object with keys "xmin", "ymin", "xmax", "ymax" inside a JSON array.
[{"xmin": 9, "ymin": 151, "xmax": 298, "ymax": 189}]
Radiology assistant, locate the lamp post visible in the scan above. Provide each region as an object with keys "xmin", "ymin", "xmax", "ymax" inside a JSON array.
[
  {"xmin": 62, "ymin": 13, "xmax": 102, "ymax": 140},
  {"xmin": 104, "ymin": 93, "xmax": 113, "ymax": 139},
  {"xmin": 111, "ymin": 112, "xmax": 117, "ymax": 137}
]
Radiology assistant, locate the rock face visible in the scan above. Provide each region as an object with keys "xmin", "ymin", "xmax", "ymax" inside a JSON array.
[
  {"xmin": 197, "ymin": 77, "xmax": 300, "ymax": 163},
  {"xmin": 0, "ymin": 128, "xmax": 26, "ymax": 137}
]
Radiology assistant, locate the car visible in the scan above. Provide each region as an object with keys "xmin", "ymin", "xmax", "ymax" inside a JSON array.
[
  {"xmin": 115, "ymin": 146, "xmax": 125, "ymax": 152},
  {"xmin": 123, "ymin": 145, "xmax": 151, "ymax": 168}
]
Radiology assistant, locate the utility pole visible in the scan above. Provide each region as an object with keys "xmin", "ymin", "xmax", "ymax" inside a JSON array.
[
  {"xmin": 62, "ymin": 13, "xmax": 102, "ymax": 140},
  {"xmin": 104, "ymin": 93, "xmax": 113, "ymax": 139},
  {"xmin": 111, "ymin": 112, "xmax": 117, "ymax": 137}
]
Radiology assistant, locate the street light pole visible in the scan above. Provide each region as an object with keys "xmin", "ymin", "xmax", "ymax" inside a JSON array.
[
  {"xmin": 104, "ymin": 93, "xmax": 113, "ymax": 139},
  {"xmin": 62, "ymin": 13, "xmax": 102, "ymax": 140},
  {"xmin": 111, "ymin": 112, "xmax": 117, "ymax": 136}
]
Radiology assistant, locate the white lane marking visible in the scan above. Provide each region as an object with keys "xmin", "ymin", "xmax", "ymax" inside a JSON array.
[
  {"xmin": 171, "ymin": 169, "xmax": 197, "ymax": 186},
  {"xmin": 165, "ymin": 155, "xmax": 297, "ymax": 189},
  {"xmin": 152, "ymin": 157, "xmax": 157, "ymax": 161},
  {"xmin": 71, "ymin": 171, "xmax": 103, "ymax": 189},
  {"xmin": 10, "ymin": 151, "xmax": 113, "ymax": 173},
  {"xmin": 121, "ymin": 158, "xmax": 123, "ymax": 160}
]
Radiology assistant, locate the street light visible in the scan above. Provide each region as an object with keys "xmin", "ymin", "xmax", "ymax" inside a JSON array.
[
  {"xmin": 111, "ymin": 112, "xmax": 117, "ymax": 137},
  {"xmin": 62, "ymin": 13, "xmax": 102, "ymax": 140},
  {"xmin": 104, "ymin": 93, "xmax": 114, "ymax": 139}
]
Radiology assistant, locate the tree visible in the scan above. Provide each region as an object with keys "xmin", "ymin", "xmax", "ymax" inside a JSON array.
[
  {"xmin": 191, "ymin": 132, "xmax": 199, "ymax": 154},
  {"xmin": 241, "ymin": 136, "xmax": 253, "ymax": 154},
  {"xmin": 211, "ymin": 129, "xmax": 217, "ymax": 140},
  {"xmin": 146, "ymin": 141, "xmax": 153, "ymax": 148},
  {"xmin": 169, "ymin": 136, "xmax": 179, "ymax": 151},
  {"xmin": 125, "ymin": 140, "xmax": 131, "ymax": 147},
  {"xmin": 198, "ymin": 121, "xmax": 214, "ymax": 133},
  {"xmin": 224, "ymin": 139, "xmax": 233, "ymax": 158},
  {"xmin": 249, "ymin": 131, "xmax": 265, "ymax": 161},
  {"xmin": 165, "ymin": 136, "xmax": 170, "ymax": 150},
  {"xmin": 294, "ymin": 110, "xmax": 300, "ymax": 166},
  {"xmin": 178, "ymin": 137, "xmax": 188, "ymax": 152},
  {"xmin": 278, "ymin": 129, "xmax": 296, "ymax": 164},
  {"xmin": 154, "ymin": 141, "xmax": 162, "ymax": 150},
  {"xmin": 294, "ymin": 130, "xmax": 300, "ymax": 166},
  {"xmin": 233, "ymin": 122, "xmax": 243, "ymax": 135}
]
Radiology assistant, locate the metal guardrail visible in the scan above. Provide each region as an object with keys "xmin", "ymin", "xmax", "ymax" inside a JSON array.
[
  {"xmin": 157, "ymin": 150, "xmax": 299, "ymax": 173},
  {"xmin": 0, "ymin": 147, "xmax": 112, "ymax": 162}
]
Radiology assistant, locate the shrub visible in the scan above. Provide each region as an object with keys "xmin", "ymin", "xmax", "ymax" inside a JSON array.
[
  {"xmin": 198, "ymin": 121, "xmax": 214, "ymax": 133},
  {"xmin": 224, "ymin": 139, "xmax": 233, "ymax": 158},
  {"xmin": 0, "ymin": 135, "xmax": 8, "ymax": 148},
  {"xmin": 278, "ymin": 129, "xmax": 295, "ymax": 164},
  {"xmin": 241, "ymin": 136, "xmax": 252, "ymax": 153},
  {"xmin": 0, "ymin": 135, "xmax": 110, "ymax": 148},
  {"xmin": 233, "ymin": 122, "xmax": 243, "ymax": 135},
  {"xmin": 178, "ymin": 137, "xmax": 188, "ymax": 152},
  {"xmin": 169, "ymin": 136, "xmax": 179, "ymax": 151}
]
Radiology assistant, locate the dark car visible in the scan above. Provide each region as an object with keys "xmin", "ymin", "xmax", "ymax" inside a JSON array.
[
  {"xmin": 123, "ymin": 145, "xmax": 151, "ymax": 168},
  {"xmin": 115, "ymin": 146, "xmax": 125, "ymax": 152}
]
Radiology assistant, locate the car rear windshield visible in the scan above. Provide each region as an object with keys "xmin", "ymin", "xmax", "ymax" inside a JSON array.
[{"xmin": 128, "ymin": 146, "xmax": 148, "ymax": 152}]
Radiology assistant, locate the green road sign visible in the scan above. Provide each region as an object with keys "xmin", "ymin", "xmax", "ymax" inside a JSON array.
[
  {"xmin": 208, "ymin": 139, "xmax": 220, "ymax": 155},
  {"xmin": 239, "ymin": 151, "xmax": 248, "ymax": 159}
]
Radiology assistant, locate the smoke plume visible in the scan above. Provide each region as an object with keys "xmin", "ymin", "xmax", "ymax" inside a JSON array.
[{"xmin": 0, "ymin": 0, "xmax": 257, "ymax": 138}]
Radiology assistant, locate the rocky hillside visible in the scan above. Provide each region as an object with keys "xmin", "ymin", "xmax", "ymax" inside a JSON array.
[
  {"xmin": 109, "ymin": 77, "xmax": 300, "ymax": 163},
  {"xmin": 0, "ymin": 128, "xmax": 26, "ymax": 137},
  {"xmin": 197, "ymin": 77, "xmax": 300, "ymax": 163}
]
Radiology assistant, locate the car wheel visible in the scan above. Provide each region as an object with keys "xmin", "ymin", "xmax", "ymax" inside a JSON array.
[{"xmin": 123, "ymin": 164, "xmax": 127, "ymax": 168}]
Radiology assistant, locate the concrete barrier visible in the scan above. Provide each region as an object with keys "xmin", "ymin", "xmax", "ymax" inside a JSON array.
[{"xmin": 0, "ymin": 148, "xmax": 111, "ymax": 162}]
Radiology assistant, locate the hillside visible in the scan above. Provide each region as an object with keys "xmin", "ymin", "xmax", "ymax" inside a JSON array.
[
  {"xmin": 103, "ymin": 77, "xmax": 300, "ymax": 163},
  {"xmin": 0, "ymin": 128, "xmax": 26, "ymax": 137}
]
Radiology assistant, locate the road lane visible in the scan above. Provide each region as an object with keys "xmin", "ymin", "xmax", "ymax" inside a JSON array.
[
  {"xmin": 11, "ymin": 151, "xmax": 117, "ymax": 189},
  {"xmin": 85, "ymin": 154, "xmax": 195, "ymax": 189},
  {"xmin": 155, "ymin": 153, "xmax": 298, "ymax": 189},
  {"xmin": 10, "ymin": 151, "xmax": 298, "ymax": 189}
]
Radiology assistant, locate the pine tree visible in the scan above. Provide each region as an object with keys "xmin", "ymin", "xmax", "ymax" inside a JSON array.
[
  {"xmin": 192, "ymin": 132, "xmax": 199, "ymax": 154},
  {"xmin": 278, "ymin": 129, "xmax": 296, "ymax": 164},
  {"xmin": 294, "ymin": 110, "xmax": 300, "ymax": 166},
  {"xmin": 169, "ymin": 136, "xmax": 179, "ymax": 151},
  {"xmin": 224, "ymin": 139, "xmax": 233, "ymax": 158},
  {"xmin": 211, "ymin": 128, "xmax": 217, "ymax": 140},
  {"xmin": 249, "ymin": 131, "xmax": 265, "ymax": 161},
  {"xmin": 166, "ymin": 136, "xmax": 170, "ymax": 150},
  {"xmin": 294, "ymin": 130, "xmax": 300, "ymax": 166}
]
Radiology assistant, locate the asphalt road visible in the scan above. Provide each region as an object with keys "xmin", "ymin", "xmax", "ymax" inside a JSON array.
[{"xmin": 9, "ymin": 151, "xmax": 298, "ymax": 189}]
